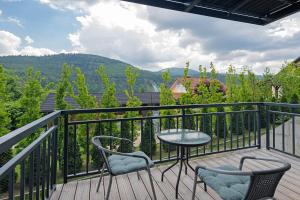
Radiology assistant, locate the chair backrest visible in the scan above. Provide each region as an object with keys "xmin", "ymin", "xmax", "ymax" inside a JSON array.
[
  {"xmin": 244, "ymin": 161, "xmax": 291, "ymax": 200},
  {"xmin": 91, "ymin": 136, "xmax": 112, "ymax": 174}
]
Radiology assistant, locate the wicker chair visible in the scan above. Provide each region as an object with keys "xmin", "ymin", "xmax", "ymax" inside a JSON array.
[
  {"xmin": 92, "ymin": 136, "xmax": 157, "ymax": 200},
  {"xmin": 192, "ymin": 156, "xmax": 291, "ymax": 200}
]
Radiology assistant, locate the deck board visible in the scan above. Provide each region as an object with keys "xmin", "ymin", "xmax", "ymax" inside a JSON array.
[{"xmin": 52, "ymin": 148, "xmax": 300, "ymax": 200}]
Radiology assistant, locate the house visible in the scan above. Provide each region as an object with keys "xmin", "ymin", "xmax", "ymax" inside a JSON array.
[
  {"xmin": 295, "ymin": 57, "xmax": 300, "ymax": 65},
  {"xmin": 170, "ymin": 76, "xmax": 226, "ymax": 99}
]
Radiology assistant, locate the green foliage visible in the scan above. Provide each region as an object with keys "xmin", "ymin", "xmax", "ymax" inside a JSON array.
[
  {"xmin": 200, "ymin": 107, "xmax": 212, "ymax": 135},
  {"xmin": 140, "ymin": 112, "xmax": 156, "ymax": 156},
  {"xmin": 0, "ymin": 65, "xmax": 13, "ymax": 193},
  {"xmin": 215, "ymin": 107, "xmax": 227, "ymax": 138},
  {"xmin": 230, "ymin": 105, "xmax": 243, "ymax": 135},
  {"xmin": 67, "ymin": 125, "xmax": 83, "ymax": 174}
]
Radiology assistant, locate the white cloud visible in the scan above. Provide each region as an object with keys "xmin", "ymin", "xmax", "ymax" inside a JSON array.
[
  {"xmin": 24, "ymin": 36, "xmax": 34, "ymax": 44},
  {"xmin": 267, "ymin": 18, "xmax": 300, "ymax": 39},
  {"xmin": 7, "ymin": 16, "xmax": 23, "ymax": 27},
  {"xmin": 39, "ymin": 0, "xmax": 97, "ymax": 12},
  {"xmin": 0, "ymin": 10, "xmax": 2, "ymax": 16},
  {"xmin": 0, "ymin": 30, "xmax": 56, "ymax": 56}
]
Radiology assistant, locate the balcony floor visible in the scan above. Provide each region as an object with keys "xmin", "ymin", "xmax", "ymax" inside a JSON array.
[{"xmin": 50, "ymin": 148, "xmax": 300, "ymax": 200}]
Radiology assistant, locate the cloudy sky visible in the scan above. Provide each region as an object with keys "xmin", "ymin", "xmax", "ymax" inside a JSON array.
[{"xmin": 0, "ymin": 0, "xmax": 300, "ymax": 74}]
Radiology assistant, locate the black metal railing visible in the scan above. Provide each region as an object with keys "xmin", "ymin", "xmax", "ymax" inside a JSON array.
[
  {"xmin": 61, "ymin": 102, "xmax": 262, "ymax": 182},
  {"xmin": 2, "ymin": 102, "xmax": 300, "ymax": 199},
  {"xmin": 265, "ymin": 103, "xmax": 300, "ymax": 158},
  {"xmin": 0, "ymin": 111, "xmax": 60, "ymax": 200}
]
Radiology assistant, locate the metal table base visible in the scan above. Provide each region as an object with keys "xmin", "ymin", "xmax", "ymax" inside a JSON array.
[{"xmin": 161, "ymin": 146, "xmax": 194, "ymax": 199}]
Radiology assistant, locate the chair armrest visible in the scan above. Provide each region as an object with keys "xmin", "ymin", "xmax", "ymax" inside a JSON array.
[
  {"xmin": 195, "ymin": 165, "xmax": 253, "ymax": 176},
  {"xmin": 239, "ymin": 156, "xmax": 291, "ymax": 174}
]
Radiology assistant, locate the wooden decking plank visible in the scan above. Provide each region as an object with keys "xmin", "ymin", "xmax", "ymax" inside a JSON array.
[
  {"xmin": 170, "ymin": 164, "xmax": 215, "ymax": 200},
  {"xmin": 127, "ymin": 172, "xmax": 152, "ymax": 200},
  {"xmin": 74, "ymin": 179, "xmax": 91, "ymax": 200},
  {"xmin": 116, "ymin": 174, "xmax": 136, "ymax": 200},
  {"xmin": 139, "ymin": 170, "xmax": 167, "ymax": 200},
  {"xmin": 50, "ymin": 184, "xmax": 63, "ymax": 200},
  {"xmin": 90, "ymin": 176, "xmax": 105, "ymax": 200},
  {"xmin": 59, "ymin": 180, "xmax": 78, "ymax": 200},
  {"xmin": 158, "ymin": 165, "xmax": 195, "ymax": 200},
  {"xmin": 151, "ymin": 167, "xmax": 184, "ymax": 200}
]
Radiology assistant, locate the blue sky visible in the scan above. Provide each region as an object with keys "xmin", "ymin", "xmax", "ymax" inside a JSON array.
[{"xmin": 0, "ymin": 0, "xmax": 300, "ymax": 74}]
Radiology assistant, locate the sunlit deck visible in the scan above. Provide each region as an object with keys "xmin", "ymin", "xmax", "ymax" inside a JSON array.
[{"xmin": 50, "ymin": 148, "xmax": 300, "ymax": 200}]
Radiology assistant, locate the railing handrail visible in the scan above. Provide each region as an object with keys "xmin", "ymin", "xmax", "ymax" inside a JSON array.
[
  {"xmin": 0, "ymin": 126, "xmax": 57, "ymax": 180},
  {"xmin": 264, "ymin": 102, "xmax": 300, "ymax": 108},
  {"xmin": 62, "ymin": 102, "xmax": 263, "ymax": 115},
  {"xmin": 0, "ymin": 111, "xmax": 60, "ymax": 154}
]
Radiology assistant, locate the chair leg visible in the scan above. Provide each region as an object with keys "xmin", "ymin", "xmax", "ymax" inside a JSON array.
[
  {"xmin": 192, "ymin": 170, "xmax": 198, "ymax": 200},
  {"xmin": 146, "ymin": 168, "xmax": 157, "ymax": 200},
  {"xmin": 204, "ymin": 183, "xmax": 207, "ymax": 192},
  {"xmin": 96, "ymin": 164, "xmax": 106, "ymax": 192},
  {"xmin": 105, "ymin": 175, "xmax": 113, "ymax": 200}
]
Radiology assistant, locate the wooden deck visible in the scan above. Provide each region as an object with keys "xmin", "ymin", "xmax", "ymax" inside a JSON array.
[{"xmin": 50, "ymin": 148, "xmax": 300, "ymax": 200}]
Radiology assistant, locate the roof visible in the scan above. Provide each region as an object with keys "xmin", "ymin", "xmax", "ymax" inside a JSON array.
[
  {"xmin": 122, "ymin": 0, "xmax": 300, "ymax": 25},
  {"xmin": 170, "ymin": 77, "xmax": 226, "ymax": 99},
  {"xmin": 40, "ymin": 92, "xmax": 160, "ymax": 113},
  {"xmin": 295, "ymin": 57, "xmax": 300, "ymax": 63}
]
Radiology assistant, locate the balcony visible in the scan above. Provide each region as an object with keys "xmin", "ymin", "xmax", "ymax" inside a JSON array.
[{"xmin": 1, "ymin": 102, "xmax": 300, "ymax": 200}]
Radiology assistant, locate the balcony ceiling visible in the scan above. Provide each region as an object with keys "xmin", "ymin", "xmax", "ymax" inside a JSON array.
[{"xmin": 122, "ymin": 0, "xmax": 300, "ymax": 25}]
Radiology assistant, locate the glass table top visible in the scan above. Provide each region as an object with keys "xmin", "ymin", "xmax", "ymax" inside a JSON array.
[{"xmin": 157, "ymin": 129, "xmax": 211, "ymax": 146}]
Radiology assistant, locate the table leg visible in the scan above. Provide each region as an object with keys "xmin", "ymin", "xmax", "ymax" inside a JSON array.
[
  {"xmin": 175, "ymin": 147, "xmax": 184, "ymax": 199},
  {"xmin": 161, "ymin": 160, "xmax": 178, "ymax": 182},
  {"xmin": 161, "ymin": 146, "xmax": 180, "ymax": 182}
]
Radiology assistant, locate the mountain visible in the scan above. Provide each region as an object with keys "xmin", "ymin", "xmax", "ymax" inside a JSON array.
[
  {"xmin": 0, "ymin": 54, "xmax": 162, "ymax": 92},
  {"xmin": 158, "ymin": 67, "xmax": 227, "ymax": 83}
]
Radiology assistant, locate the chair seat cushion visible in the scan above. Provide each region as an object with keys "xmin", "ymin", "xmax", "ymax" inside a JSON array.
[
  {"xmin": 198, "ymin": 165, "xmax": 250, "ymax": 200},
  {"xmin": 108, "ymin": 151, "xmax": 154, "ymax": 175}
]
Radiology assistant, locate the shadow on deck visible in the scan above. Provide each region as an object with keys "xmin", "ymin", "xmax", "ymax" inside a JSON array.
[{"xmin": 51, "ymin": 148, "xmax": 300, "ymax": 200}]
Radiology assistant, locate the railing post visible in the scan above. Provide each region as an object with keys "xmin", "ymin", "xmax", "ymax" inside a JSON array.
[
  {"xmin": 257, "ymin": 104, "xmax": 262, "ymax": 149},
  {"xmin": 181, "ymin": 108, "xmax": 185, "ymax": 129},
  {"xmin": 266, "ymin": 106, "xmax": 270, "ymax": 150},
  {"xmin": 63, "ymin": 113, "xmax": 69, "ymax": 183},
  {"xmin": 53, "ymin": 118, "xmax": 58, "ymax": 187}
]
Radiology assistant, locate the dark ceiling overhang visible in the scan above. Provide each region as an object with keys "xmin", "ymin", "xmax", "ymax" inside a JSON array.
[{"xmin": 122, "ymin": 0, "xmax": 300, "ymax": 25}]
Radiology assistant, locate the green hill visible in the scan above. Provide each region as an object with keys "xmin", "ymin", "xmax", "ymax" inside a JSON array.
[{"xmin": 0, "ymin": 53, "xmax": 162, "ymax": 92}]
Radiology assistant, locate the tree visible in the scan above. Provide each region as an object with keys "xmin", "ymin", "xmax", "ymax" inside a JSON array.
[
  {"xmin": 140, "ymin": 112, "xmax": 156, "ymax": 156},
  {"xmin": 160, "ymin": 70, "xmax": 176, "ymax": 151},
  {"xmin": 179, "ymin": 62, "xmax": 195, "ymax": 129},
  {"xmin": 55, "ymin": 64, "xmax": 73, "ymax": 170},
  {"xmin": 231, "ymin": 104, "xmax": 243, "ymax": 135},
  {"xmin": 122, "ymin": 66, "xmax": 142, "ymax": 153},
  {"xmin": 0, "ymin": 65, "xmax": 12, "ymax": 193},
  {"xmin": 290, "ymin": 93, "xmax": 299, "ymax": 113},
  {"xmin": 91, "ymin": 66, "xmax": 120, "ymax": 168}
]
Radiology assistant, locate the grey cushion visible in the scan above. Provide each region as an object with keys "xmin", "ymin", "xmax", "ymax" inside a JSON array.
[
  {"xmin": 198, "ymin": 165, "xmax": 250, "ymax": 200},
  {"xmin": 108, "ymin": 151, "xmax": 154, "ymax": 175}
]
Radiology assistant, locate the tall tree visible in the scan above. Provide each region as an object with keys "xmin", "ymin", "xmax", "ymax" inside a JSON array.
[
  {"xmin": 140, "ymin": 112, "xmax": 156, "ymax": 156},
  {"xmin": 160, "ymin": 70, "xmax": 176, "ymax": 151},
  {"xmin": 123, "ymin": 66, "xmax": 143, "ymax": 152},
  {"xmin": 91, "ymin": 66, "xmax": 119, "ymax": 168},
  {"xmin": 0, "ymin": 65, "xmax": 12, "ymax": 193},
  {"xmin": 179, "ymin": 62, "xmax": 195, "ymax": 129}
]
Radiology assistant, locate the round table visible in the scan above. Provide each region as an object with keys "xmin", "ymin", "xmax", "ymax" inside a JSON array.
[{"xmin": 157, "ymin": 129, "xmax": 211, "ymax": 199}]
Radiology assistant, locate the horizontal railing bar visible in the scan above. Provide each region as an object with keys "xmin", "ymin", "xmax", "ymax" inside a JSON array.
[
  {"xmin": 264, "ymin": 102, "xmax": 300, "ymax": 108},
  {"xmin": 268, "ymin": 110, "xmax": 300, "ymax": 116},
  {"xmin": 0, "ymin": 126, "xmax": 57, "ymax": 180},
  {"xmin": 62, "ymin": 102, "xmax": 262, "ymax": 115},
  {"xmin": 269, "ymin": 147, "xmax": 300, "ymax": 159},
  {"xmin": 0, "ymin": 111, "xmax": 60, "ymax": 154},
  {"xmin": 68, "ymin": 110, "xmax": 258, "ymax": 125}
]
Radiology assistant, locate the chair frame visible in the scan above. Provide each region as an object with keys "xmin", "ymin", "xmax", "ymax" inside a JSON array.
[
  {"xmin": 192, "ymin": 156, "xmax": 291, "ymax": 200},
  {"xmin": 92, "ymin": 136, "xmax": 157, "ymax": 200}
]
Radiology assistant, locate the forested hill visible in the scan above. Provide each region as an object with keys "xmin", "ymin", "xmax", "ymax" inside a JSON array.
[
  {"xmin": 0, "ymin": 53, "xmax": 230, "ymax": 92},
  {"xmin": 0, "ymin": 53, "xmax": 162, "ymax": 92}
]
